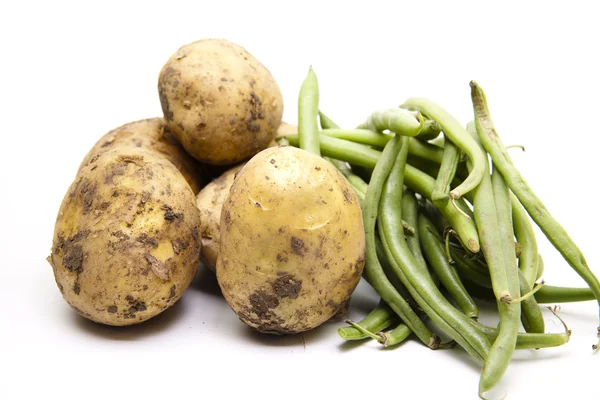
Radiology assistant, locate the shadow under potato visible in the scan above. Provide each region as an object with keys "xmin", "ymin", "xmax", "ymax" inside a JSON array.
[
  {"xmin": 188, "ymin": 262, "xmax": 222, "ymax": 297},
  {"xmin": 71, "ymin": 296, "xmax": 185, "ymax": 341}
]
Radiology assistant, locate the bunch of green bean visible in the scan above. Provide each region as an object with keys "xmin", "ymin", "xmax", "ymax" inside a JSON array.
[{"xmin": 285, "ymin": 68, "xmax": 599, "ymax": 398}]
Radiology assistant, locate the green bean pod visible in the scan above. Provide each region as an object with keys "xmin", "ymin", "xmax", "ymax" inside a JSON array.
[
  {"xmin": 401, "ymin": 97, "xmax": 486, "ymax": 200},
  {"xmin": 417, "ymin": 119, "xmax": 442, "ymax": 141},
  {"xmin": 297, "ymin": 67, "xmax": 320, "ymax": 155},
  {"xmin": 470, "ymin": 81, "xmax": 600, "ymax": 347},
  {"xmin": 361, "ymin": 135, "xmax": 437, "ymax": 348},
  {"xmin": 418, "ymin": 213, "xmax": 479, "ymax": 319},
  {"xmin": 402, "ymin": 190, "xmax": 433, "ymax": 281},
  {"xmin": 535, "ymin": 285, "xmax": 595, "ymax": 303},
  {"xmin": 432, "ymin": 139, "xmax": 460, "ymax": 205},
  {"xmin": 364, "ymin": 108, "xmax": 423, "ymax": 137},
  {"xmin": 321, "ymin": 129, "xmax": 391, "ymax": 148},
  {"xmin": 511, "ymin": 194, "xmax": 539, "ymax": 288},
  {"xmin": 378, "ymin": 138, "xmax": 490, "ymax": 362},
  {"xmin": 338, "ymin": 300, "xmax": 398, "ymax": 340},
  {"xmin": 379, "ymin": 323, "xmax": 412, "ymax": 347},
  {"xmin": 318, "ymin": 110, "xmax": 340, "ymax": 129}
]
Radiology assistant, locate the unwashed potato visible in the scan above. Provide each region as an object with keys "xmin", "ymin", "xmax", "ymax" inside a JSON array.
[
  {"xmin": 49, "ymin": 147, "xmax": 201, "ymax": 326},
  {"xmin": 216, "ymin": 146, "xmax": 365, "ymax": 334},
  {"xmin": 78, "ymin": 118, "xmax": 207, "ymax": 193},
  {"xmin": 196, "ymin": 163, "xmax": 245, "ymax": 271},
  {"xmin": 158, "ymin": 39, "xmax": 283, "ymax": 165}
]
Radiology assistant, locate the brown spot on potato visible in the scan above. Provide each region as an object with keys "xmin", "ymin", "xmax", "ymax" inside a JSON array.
[
  {"xmin": 315, "ymin": 166, "xmax": 321, "ymax": 171},
  {"xmin": 254, "ymin": 201, "xmax": 262, "ymax": 208},
  {"xmin": 171, "ymin": 238, "xmax": 188, "ymax": 255},
  {"xmin": 163, "ymin": 205, "xmax": 183, "ymax": 221},
  {"xmin": 107, "ymin": 306, "xmax": 117, "ymax": 313},
  {"xmin": 63, "ymin": 245, "xmax": 83, "ymax": 272},
  {"xmin": 223, "ymin": 210, "xmax": 232, "ymax": 230},
  {"xmin": 136, "ymin": 233, "xmax": 158, "ymax": 247},
  {"xmin": 145, "ymin": 253, "xmax": 172, "ymax": 280},
  {"xmin": 249, "ymin": 291, "xmax": 279, "ymax": 319},
  {"xmin": 168, "ymin": 285, "xmax": 177, "ymax": 300},
  {"xmin": 73, "ymin": 283, "xmax": 80, "ymax": 295},
  {"xmin": 79, "ymin": 179, "xmax": 97, "ymax": 213},
  {"xmin": 290, "ymin": 236, "xmax": 304, "ymax": 256},
  {"xmin": 270, "ymin": 159, "xmax": 276, "ymax": 164},
  {"xmin": 276, "ymin": 253, "xmax": 288, "ymax": 263},
  {"xmin": 343, "ymin": 189, "xmax": 353, "ymax": 204},
  {"xmin": 272, "ymin": 274, "xmax": 302, "ymax": 299}
]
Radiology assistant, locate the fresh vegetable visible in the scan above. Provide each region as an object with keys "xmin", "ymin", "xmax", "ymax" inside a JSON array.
[
  {"xmin": 79, "ymin": 118, "xmax": 207, "ymax": 193},
  {"xmin": 49, "ymin": 147, "xmax": 201, "ymax": 326},
  {"xmin": 158, "ymin": 39, "xmax": 284, "ymax": 165},
  {"xmin": 196, "ymin": 164, "xmax": 245, "ymax": 271}
]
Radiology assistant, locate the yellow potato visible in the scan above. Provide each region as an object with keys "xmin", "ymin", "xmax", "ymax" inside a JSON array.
[
  {"xmin": 49, "ymin": 147, "xmax": 201, "ymax": 326},
  {"xmin": 196, "ymin": 164, "xmax": 245, "ymax": 271},
  {"xmin": 79, "ymin": 118, "xmax": 207, "ymax": 193},
  {"xmin": 158, "ymin": 39, "xmax": 283, "ymax": 165},
  {"xmin": 216, "ymin": 146, "xmax": 365, "ymax": 334}
]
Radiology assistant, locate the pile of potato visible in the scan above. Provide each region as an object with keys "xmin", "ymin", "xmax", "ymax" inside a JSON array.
[{"xmin": 49, "ymin": 38, "xmax": 363, "ymax": 332}]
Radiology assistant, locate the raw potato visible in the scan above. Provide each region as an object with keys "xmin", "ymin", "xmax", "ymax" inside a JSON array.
[
  {"xmin": 78, "ymin": 118, "xmax": 207, "ymax": 193},
  {"xmin": 216, "ymin": 146, "xmax": 365, "ymax": 334},
  {"xmin": 196, "ymin": 163, "xmax": 245, "ymax": 271},
  {"xmin": 158, "ymin": 39, "xmax": 284, "ymax": 165},
  {"xmin": 49, "ymin": 147, "xmax": 201, "ymax": 326}
]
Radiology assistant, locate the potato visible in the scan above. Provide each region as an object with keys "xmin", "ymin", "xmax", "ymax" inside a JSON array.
[
  {"xmin": 216, "ymin": 146, "xmax": 365, "ymax": 334},
  {"xmin": 196, "ymin": 164, "xmax": 244, "ymax": 271},
  {"xmin": 158, "ymin": 39, "xmax": 283, "ymax": 165},
  {"xmin": 79, "ymin": 118, "xmax": 207, "ymax": 193},
  {"xmin": 49, "ymin": 147, "xmax": 201, "ymax": 326}
]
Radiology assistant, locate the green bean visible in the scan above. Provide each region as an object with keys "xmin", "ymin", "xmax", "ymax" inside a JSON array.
[
  {"xmin": 321, "ymin": 129, "xmax": 391, "ymax": 148},
  {"xmin": 419, "ymin": 213, "xmax": 479, "ymax": 319},
  {"xmin": 378, "ymin": 137, "xmax": 490, "ymax": 362},
  {"xmin": 328, "ymin": 158, "xmax": 368, "ymax": 195},
  {"xmin": 418, "ymin": 119, "xmax": 442, "ymax": 141},
  {"xmin": 297, "ymin": 67, "xmax": 320, "ymax": 155},
  {"xmin": 519, "ymin": 271, "xmax": 545, "ymax": 334},
  {"xmin": 364, "ymin": 108, "xmax": 423, "ymax": 137},
  {"xmin": 318, "ymin": 110, "xmax": 340, "ymax": 129},
  {"xmin": 473, "ymin": 321, "xmax": 570, "ymax": 350},
  {"xmin": 376, "ymin": 237, "xmax": 415, "ymax": 309},
  {"xmin": 471, "ymin": 81, "xmax": 600, "ymax": 348},
  {"xmin": 405, "ymin": 163, "xmax": 480, "ymax": 253},
  {"xmin": 401, "ymin": 97, "xmax": 486, "ymax": 199},
  {"xmin": 408, "ymin": 139, "xmax": 444, "ymax": 164},
  {"xmin": 451, "ymin": 248, "xmax": 494, "ymax": 289},
  {"xmin": 379, "ymin": 323, "xmax": 412, "ymax": 347},
  {"xmin": 511, "ymin": 195, "xmax": 539, "ymax": 289},
  {"xmin": 361, "ymin": 135, "xmax": 437, "ymax": 348},
  {"xmin": 338, "ymin": 300, "xmax": 397, "ymax": 340},
  {"xmin": 536, "ymin": 285, "xmax": 595, "ymax": 303},
  {"xmin": 432, "ymin": 139, "xmax": 460, "ymax": 206},
  {"xmin": 282, "ymin": 134, "xmax": 380, "ymax": 168},
  {"xmin": 402, "ymin": 190, "xmax": 432, "ymax": 280}
]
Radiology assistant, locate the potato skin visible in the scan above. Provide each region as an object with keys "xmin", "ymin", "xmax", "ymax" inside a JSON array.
[
  {"xmin": 216, "ymin": 146, "xmax": 365, "ymax": 334},
  {"xmin": 158, "ymin": 39, "xmax": 283, "ymax": 165},
  {"xmin": 78, "ymin": 118, "xmax": 207, "ymax": 193},
  {"xmin": 196, "ymin": 164, "xmax": 244, "ymax": 271},
  {"xmin": 49, "ymin": 147, "xmax": 201, "ymax": 326}
]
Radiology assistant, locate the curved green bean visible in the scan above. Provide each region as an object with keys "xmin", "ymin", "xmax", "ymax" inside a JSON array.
[
  {"xmin": 364, "ymin": 108, "xmax": 423, "ymax": 137},
  {"xmin": 378, "ymin": 137, "xmax": 490, "ymax": 362},
  {"xmin": 379, "ymin": 323, "xmax": 412, "ymax": 347},
  {"xmin": 401, "ymin": 97, "xmax": 486, "ymax": 199},
  {"xmin": 297, "ymin": 67, "xmax": 320, "ymax": 155},
  {"xmin": 418, "ymin": 213, "xmax": 479, "ymax": 319},
  {"xmin": 402, "ymin": 190, "xmax": 433, "ymax": 280},
  {"xmin": 361, "ymin": 135, "xmax": 437, "ymax": 348},
  {"xmin": 418, "ymin": 119, "xmax": 442, "ymax": 141},
  {"xmin": 338, "ymin": 300, "xmax": 397, "ymax": 340},
  {"xmin": 536, "ymin": 285, "xmax": 595, "ymax": 303},
  {"xmin": 511, "ymin": 195, "xmax": 539, "ymax": 289},
  {"xmin": 471, "ymin": 81, "xmax": 600, "ymax": 347},
  {"xmin": 432, "ymin": 139, "xmax": 460, "ymax": 205}
]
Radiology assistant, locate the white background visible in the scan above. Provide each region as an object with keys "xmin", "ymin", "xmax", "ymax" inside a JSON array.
[{"xmin": 1, "ymin": 1, "xmax": 599, "ymax": 399}]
